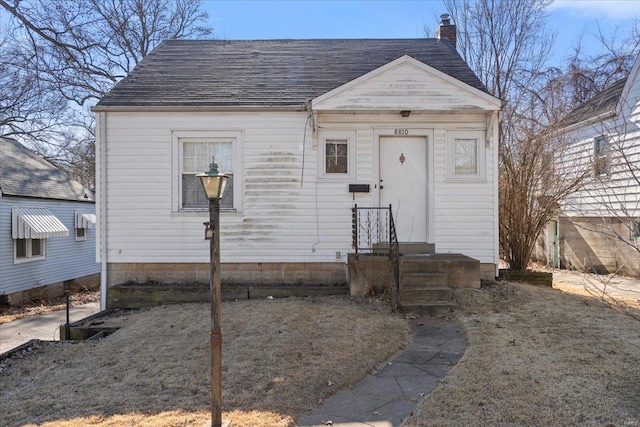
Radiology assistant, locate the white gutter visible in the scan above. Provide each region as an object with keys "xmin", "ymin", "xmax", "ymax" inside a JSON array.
[
  {"xmin": 90, "ymin": 104, "xmax": 307, "ymax": 113},
  {"xmin": 97, "ymin": 111, "xmax": 108, "ymax": 311}
]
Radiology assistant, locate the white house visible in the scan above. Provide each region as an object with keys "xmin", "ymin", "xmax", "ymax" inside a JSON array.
[
  {"xmin": 537, "ymin": 52, "xmax": 640, "ymax": 276},
  {"xmin": 0, "ymin": 137, "xmax": 99, "ymax": 304},
  {"xmin": 92, "ymin": 29, "xmax": 502, "ymax": 304}
]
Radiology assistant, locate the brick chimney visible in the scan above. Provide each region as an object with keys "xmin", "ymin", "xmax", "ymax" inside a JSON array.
[{"xmin": 436, "ymin": 13, "xmax": 456, "ymax": 49}]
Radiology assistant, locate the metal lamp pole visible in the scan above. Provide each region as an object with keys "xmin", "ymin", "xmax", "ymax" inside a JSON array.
[
  {"xmin": 209, "ymin": 196, "xmax": 222, "ymax": 427},
  {"xmin": 197, "ymin": 159, "xmax": 228, "ymax": 427}
]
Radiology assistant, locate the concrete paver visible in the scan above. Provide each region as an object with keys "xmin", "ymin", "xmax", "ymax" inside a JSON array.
[
  {"xmin": 296, "ymin": 317, "xmax": 467, "ymax": 427},
  {"xmin": 0, "ymin": 301, "xmax": 101, "ymax": 354}
]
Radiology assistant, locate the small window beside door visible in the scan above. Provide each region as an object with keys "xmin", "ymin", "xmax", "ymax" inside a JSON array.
[
  {"xmin": 318, "ymin": 131, "xmax": 356, "ymax": 180},
  {"xmin": 447, "ymin": 131, "xmax": 486, "ymax": 181}
]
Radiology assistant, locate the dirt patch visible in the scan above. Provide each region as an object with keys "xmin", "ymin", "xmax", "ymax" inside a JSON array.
[
  {"xmin": 0, "ymin": 295, "xmax": 409, "ymax": 427},
  {"xmin": 0, "ymin": 290, "xmax": 100, "ymax": 324},
  {"xmin": 403, "ymin": 282, "xmax": 640, "ymax": 426}
]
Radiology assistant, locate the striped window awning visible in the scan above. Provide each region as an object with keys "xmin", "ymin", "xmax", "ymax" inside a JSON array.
[
  {"xmin": 12, "ymin": 207, "xmax": 69, "ymax": 239},
  {"xmin": 75, "ymin": 210, "xmax": 96, "ymax": 229}
]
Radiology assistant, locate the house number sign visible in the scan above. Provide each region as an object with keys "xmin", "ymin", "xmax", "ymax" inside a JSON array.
[{"xmin": 394, "ymin": 128, "xmax": 409, "ymax": 136}]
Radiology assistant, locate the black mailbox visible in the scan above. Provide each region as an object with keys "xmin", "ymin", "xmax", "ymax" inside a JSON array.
[{"xmin": 349, "ymin": 184, "xmax": 370, "ymax": 193}]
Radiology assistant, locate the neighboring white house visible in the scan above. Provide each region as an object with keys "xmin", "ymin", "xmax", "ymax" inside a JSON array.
[
  {"xmin": 92, "ymin": 27, "xmax": 502, "ymax": 301},
  {"xmin": 535, "ymin": 52, "xmax": 640, "ymax": 276},
  {"xmin": 0, "ymin": 137, "xmax": 99, "ymax": 304}
]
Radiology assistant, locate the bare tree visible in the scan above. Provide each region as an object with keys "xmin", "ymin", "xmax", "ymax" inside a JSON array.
[
  {"xmin": 565, "ymin": 20, "xmax": 640, "ymax": 105},
  {"xmin": 438, "ymin": 0, "xmax": 592, "ymax": 270},
  {"xmin": 0, "ymin": 0, "xmax": 212, "ymax": 186}
]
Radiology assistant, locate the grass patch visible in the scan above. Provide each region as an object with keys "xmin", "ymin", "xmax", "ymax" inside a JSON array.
[
  {"xmin": 403, "ymin": 282, "xmax": 640, "ymax": 426},
  {"xmin": 0, "ymin": 295, "xmax": 408, "ymax": 427}
]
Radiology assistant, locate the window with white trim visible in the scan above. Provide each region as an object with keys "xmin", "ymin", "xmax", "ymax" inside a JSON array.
[
  {"xmin": 181, "ymin": 139, "xmax": 234, "ymax": 210},
  {"xmin": 594, "ymin": 135, "xmax": 609, "ymax": 177},
  {"xmin": 15, "ymin": 238, "xmax": 45, "ymax": 262},
  {"xmin": 76, "ymin": 227, "xmax": 87, "ymax": 241},
  {"xmin": 325, "ymin": 139, "xmax": 348, "ymax": 174},
  {"xmin": 318, "ymin": 131, "xmax": 356, "ymax": 179},
  {"xmin": 447, "ymin": 131, "xmax": 486, "ymax": 181}
]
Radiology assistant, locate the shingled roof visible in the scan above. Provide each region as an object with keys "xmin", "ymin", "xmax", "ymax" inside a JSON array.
[
  {"xmin": 560, "ymin": 77, "xmax": 628, "ymax": 127},
  {"xmin": 0, "ymin": 137, "xmax": 93, "ymax": 202},
  {"xmin": 95, "ymin": 39, "xmax": 490, "ymax": 109}
]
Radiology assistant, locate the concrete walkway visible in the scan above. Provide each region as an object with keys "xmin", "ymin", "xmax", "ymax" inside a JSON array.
[
  {"xmin": 296, "ymin": 317, "xmax": 467, "ymax": 427},
  {"xmin": 551, "ymin": 268, "xmax": 640, "ymax": 303},
  {"xmin": 0, "ymin": 301, "xmax": 101, "ymax": 354}
]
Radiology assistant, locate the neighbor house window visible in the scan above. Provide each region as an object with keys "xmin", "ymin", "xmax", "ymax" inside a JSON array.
[
  {"xmin": 594, "ymin": 135, "xmax": 609, "ymax": 177},
  {"xmin": 181, "ymin": 140, "xmax": 234, "ymax": 210},
  {"xmin": 15, "ymin": 238, "xmax": 45, "ymax": 262},
  {"xmin": 318, "ymin": 131, "xmax": 356, "ymax": 180},
  {"xmin": 447, "ymin": 131, "xmax": 486, "ymax": 180},
  {"xmin": 76, "ymin": 227, "xmax": 86, "ymax": 241},
  {"xmin": 631, "ymin": 219, "xmax": 640, "ymax": 242},
  {"xmin": 325, "ymin": 139, "xmax": 348, "ymax": 174}
]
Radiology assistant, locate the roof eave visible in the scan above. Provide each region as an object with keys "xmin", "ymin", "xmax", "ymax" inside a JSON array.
[
  {"xmin": 561, "ymin": 108, "xmax": 618, "ymax": 133},
  {"xmin": 91, "ymin": 104, "xmax": 309, "ymax": 113}
]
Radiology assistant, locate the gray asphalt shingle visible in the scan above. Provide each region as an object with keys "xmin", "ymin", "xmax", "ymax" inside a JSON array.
[
  {"xmin": 95, "ymin": 39, "xmax": 489, "ymax": 108},
  {"xmin": 0, "ymin": 137, "xmax": 93, "ymax": 202},
  {"xmin": 560, "ymin": 78, "xmax": 627, "ymax": 127}
]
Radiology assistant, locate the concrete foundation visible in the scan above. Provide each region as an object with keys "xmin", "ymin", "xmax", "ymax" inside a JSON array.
[
  {"xmin": 106, "ymin": 262, "xmax": 348, "ymax": 287},
  {"xmin": 533, "ymin": 217, "xmax": 640, "ymax": 277},
  {"xmin": 5, "ymin": 273, "xmax": 100, "ymax": 305}
]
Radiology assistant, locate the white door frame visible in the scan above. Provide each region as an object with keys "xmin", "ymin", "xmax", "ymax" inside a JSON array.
[{"xmin": 372, "ymin": 128, "xmax": 435, "ymax": 244}]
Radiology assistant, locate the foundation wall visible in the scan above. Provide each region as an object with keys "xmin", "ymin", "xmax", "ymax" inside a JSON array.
[{"xmin": 107, "ymin": 262, "xmax": 348, "ymax": 287}]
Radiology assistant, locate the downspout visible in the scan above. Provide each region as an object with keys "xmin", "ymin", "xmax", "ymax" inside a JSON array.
[
  {"xmin": 492, "ymin": 109, "xmax": 501, "ymax": 278},
  {"xmin": 97, "ymin": 111, "xmax": 108, "ymax": 310}
]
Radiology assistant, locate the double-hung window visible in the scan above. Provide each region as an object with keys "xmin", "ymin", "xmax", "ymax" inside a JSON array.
[
  {"xmin": 172, "ymin": 130, "xmax": 242, "ymax": 212},
  {"xmin": 182, "ymin": 140, "xmax": 234, "ymax": 209}
]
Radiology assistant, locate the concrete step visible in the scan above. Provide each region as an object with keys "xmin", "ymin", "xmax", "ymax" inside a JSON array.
[
  {"xmin": 398, "ymin": 243, "xmax": 435, "ymax": 255},
  {"xmin": 399, "ymin": 285, "xmax": 452, "ymax": 302},
  {"xmin": 398, "ymin": 301, "xmax": 455, "ymax": 316},
  {"xmin": 400, "ymin": 272, "xmax": 448, "ymax": 287},
  {"xmin": 400, "ymin": 254, "xmax": 480, "ymax": 288}
]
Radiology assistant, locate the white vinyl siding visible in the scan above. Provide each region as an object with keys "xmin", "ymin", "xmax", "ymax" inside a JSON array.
[{"xmin": 101, "ymin": 111, "xmax": 497, "ymax": 265}]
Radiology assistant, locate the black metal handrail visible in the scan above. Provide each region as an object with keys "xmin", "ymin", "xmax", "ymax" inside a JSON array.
[{"xmin": 352, "ymin": 204, "xmax": 401, "ymax": 308}]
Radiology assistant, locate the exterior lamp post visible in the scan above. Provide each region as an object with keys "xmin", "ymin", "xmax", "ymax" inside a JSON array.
[{"xmin": 197, "ymin": 159, "xmax": 229, "ymax": 427}]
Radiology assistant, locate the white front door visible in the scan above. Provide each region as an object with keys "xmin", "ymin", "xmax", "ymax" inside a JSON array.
[{"xmin": 380, "ymin": 136, "xmax": 428, "ymax": 242}]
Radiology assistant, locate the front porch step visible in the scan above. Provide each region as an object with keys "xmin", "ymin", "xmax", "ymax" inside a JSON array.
[
  {"xmin": 399, "ymin": 285, "xmax": 452, "ymax": 302},
  {"xmin": 398, "ymin": 301, "xmax": 455, "ymax": 316},
  {"xmin": 401, "ymin": 272, "xmax": 448, "ymax": 287},
  {"xmin": 398, "ymin": 243, "xmax": 435, "ymax": 255}
]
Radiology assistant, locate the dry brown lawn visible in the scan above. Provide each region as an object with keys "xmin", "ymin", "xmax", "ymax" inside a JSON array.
[
  {"xmin": 0, "ymin": 296, "xmax": 409, "ymax": 427},
  {"xmin": 1, "ymin": 284, "xmax": 640, "ymax": 427},
  {"xmin": 404, "ymin": 282, "xmax": 640, "ymax": 426}
]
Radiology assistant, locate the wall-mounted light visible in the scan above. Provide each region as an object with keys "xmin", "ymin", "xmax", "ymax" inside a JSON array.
[{"xmin": 400, "ymin": 110, "xmax": 411, "ymax": 117}]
